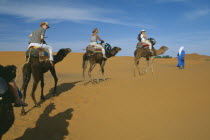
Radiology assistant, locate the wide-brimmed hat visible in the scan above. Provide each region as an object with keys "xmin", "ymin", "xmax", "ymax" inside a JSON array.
[{"xmin": 40, "ymin": 22, "xmax": 50, "ymax": 28}]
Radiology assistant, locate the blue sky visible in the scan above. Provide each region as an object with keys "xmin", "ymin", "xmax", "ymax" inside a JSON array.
[{"xmin": 0, "ymin": 0, "xmax": 209, "ymax": 56}]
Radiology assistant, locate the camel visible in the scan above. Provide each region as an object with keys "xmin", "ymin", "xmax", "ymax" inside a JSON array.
[
  {"xmin": 83, "ymin": 46, "xmax": 121, "ymax": 84},
  {"xmin": 0, "ymin": 65, "xmax": 16, "ymax": 140},
  {"xmin": 21, "ymin": 48, "xmax": 71, "ymax": 115},
  {"xmin": 134, "ymin": 46, "xmax": 168, "ymax": 76}
]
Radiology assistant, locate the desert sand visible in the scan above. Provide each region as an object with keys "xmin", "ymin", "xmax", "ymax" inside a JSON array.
[{"xmin": 1, "ymin": 51, "xmax": 210, "ymax": 140}]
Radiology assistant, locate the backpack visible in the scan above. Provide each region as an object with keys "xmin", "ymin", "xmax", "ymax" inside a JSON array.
[{"xmin": 137, "ymin": 33, "xmax": 142, "ymax": 42}]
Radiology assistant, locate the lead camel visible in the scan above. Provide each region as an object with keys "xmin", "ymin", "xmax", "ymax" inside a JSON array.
[{"xmin": 21, "ymin": 48, "xmax": 71, "ymax": 115}]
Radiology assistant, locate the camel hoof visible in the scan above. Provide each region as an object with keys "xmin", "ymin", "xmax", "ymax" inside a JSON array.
[{"xmin": 20, "ymin": 111, "xmax": 26, "ymax": 116}]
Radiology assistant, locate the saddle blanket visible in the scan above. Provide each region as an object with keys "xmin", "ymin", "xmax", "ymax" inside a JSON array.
[
  {"xmin": 136, "ymin": 42, "xmax": 149, "ymax": 48},
  {"xmin": 86, "ymin": 46, "xmax": 102, "ymax": 53},
  {"xmin": 26, "ymin": 46, "xmax": 50, "ymax": 62}
]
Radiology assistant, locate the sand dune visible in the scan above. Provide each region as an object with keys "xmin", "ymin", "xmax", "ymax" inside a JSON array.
[{"xmin": 1, "ymin": 51, "xmax": 210, "ymax": 140}]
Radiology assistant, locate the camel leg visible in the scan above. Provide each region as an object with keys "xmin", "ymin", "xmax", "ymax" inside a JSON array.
[
  {"xmin": 144, "ymin": 56, "xmax": 155, "ymax": 73},
  {"xmin": 40, "ymin": 73, "xmax": 45, "ymax": 100},
  {"xmin": 88, "ymin": 63, "xmax": 96, "ymax": 83},
  {"xmin": 83, "ymin": 60, "xmax": 88, "ymax": 84},
  {"xmin": 50, "ymin": 67, "xmax": 58, "ymax": 96},
  {"xmin": 21, "ymin": 64, "xmax": 31, "ymax": 116},
  {"xmin": 97, "ymin": 61, "xmax": 106, "ymax": 83},
  {"xmin": 150, "ymin": 56, "xmax": 155, "ymax": 73},
  {"xmin": 144, "ymin": 58, "xmax": 150, "ymax": 73},
  {"xmin": 30, "ymin": 66, "xmax": 41, "ymax": 107},
  {"xmin": 134, "ymin": 57, "xmax": 141, "ymax": 77},
  {"xmin": 101, "ymin": 61, "xmax": 106, "ymax": 81},
  {"xmin": 31, "ymin": 79, "xmax": 40, "ymax": 107},
  {"xmin": 97, "ymin": 69, "xmax": 102, "ymax": 83}
]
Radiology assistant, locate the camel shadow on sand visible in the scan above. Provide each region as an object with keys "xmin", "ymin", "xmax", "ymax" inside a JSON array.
[
  {"xmin": 25, "ymin": 81, "xmax": 80, "ymax": 114},
  {"xmin": 84, "ymin": 78, "xmax": 112, "ymax": 85},
  {"xmin": 39, "ymin": 81, "xmax": 81, "ymax": 104},
  {"xmin": 15, "ymin": 103, "xmax": 73, "ymax": 140}
]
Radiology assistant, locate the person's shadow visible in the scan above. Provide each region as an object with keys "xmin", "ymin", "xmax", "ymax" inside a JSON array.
[{"xmin": 15, "ymin": 103, "xmax": 73, "ymax": 140}]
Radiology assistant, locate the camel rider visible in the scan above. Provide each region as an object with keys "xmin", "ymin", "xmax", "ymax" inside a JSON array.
[
  {"xmin": 28, "ymin": 22, "xmax": 54, "ymax": 66},
  {"xmin": 90, "ymin": 28, "xmax": 106, "ymax": 58},
  {"xmin": 138, "ymin": 30, "xmax": 153, "ymax": 53}
]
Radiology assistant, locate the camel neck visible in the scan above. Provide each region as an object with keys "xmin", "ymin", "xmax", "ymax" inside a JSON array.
[
  {"xmin": 53, "ymin": 55, "xmax": 64, "ymax": 64},
  {"xmin": 156, "ymin": 49, "xmax": 165, "ymax": 56},
  {"xmin": 108, "ymin": 49, "xmax": 117, "ymax": 57}
]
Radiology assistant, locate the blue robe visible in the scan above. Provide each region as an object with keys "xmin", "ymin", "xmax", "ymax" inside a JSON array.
[{"xmin": 177, "ymin": 50, "xmax": 185, "ymax": 67}]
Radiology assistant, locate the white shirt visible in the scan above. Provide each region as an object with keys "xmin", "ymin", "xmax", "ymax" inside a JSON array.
[{"xmin": 141, "ymin": 34, "xmax": 147, "ymax": 41}]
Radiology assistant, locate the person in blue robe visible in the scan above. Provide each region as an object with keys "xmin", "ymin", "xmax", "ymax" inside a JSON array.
[{"xmin": 177, "ymin": 46, "xmax": 185, "ymax": 69}]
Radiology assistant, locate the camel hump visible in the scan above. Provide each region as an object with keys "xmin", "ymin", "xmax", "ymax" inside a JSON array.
[{"xmin": 0, "ymin": 77, "xmax": 8, "ymax": 96}]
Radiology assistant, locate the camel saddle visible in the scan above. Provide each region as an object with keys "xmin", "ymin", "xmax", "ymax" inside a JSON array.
[
  {"xmin": 86, "ymin": 45, "xmax": 103, "ymax": 54},
  {"xmin": 136, "ymin": 42, "xmax": 149, "ymax": 48},
  {"xmin": 26, "ymin": 46, "xmax": 50, "ymax": 62}
]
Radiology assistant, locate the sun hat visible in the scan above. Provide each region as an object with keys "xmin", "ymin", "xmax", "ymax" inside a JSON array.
[
  {"xmin": 40, "ymin": 22, "xmax": 50, "ymax": 28},
  {"xmin": 141, "ymin": 30, "xmax": 146, "ymax": 33}
]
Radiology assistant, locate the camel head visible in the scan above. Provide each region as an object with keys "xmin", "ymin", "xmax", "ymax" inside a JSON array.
[
  {"xmin": 160, "ymin": 46, "xmax": 168, "ymax": 50},
  {"xmin": 54, "ymin": 48, "xmax": 71, "ymax": 64},
  {"xmin": 56, "ymin": 48, "xmax": 71, "ymax": 57},
  {"xmin": 108, "ymin": 47, "xmax": 122, "ymax": 57},
  {"xmin": 155, "ymin": 46, "xmax": 168, "ymax": 56}
]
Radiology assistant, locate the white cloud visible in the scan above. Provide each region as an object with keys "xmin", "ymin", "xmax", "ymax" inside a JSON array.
[
  {"xmin": 185, "ymin": 9, "xmax": 210, "ymax": 20},
  {"xmin": 0, "ymin": 1, "xmax": 146, "ymax": 27}
]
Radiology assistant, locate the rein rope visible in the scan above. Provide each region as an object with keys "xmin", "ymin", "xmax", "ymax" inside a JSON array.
[
  {"xmin": 73, "ymin": 48, "xmax": 86, "ymax": 52},
  {"xmin": 15, "ymin": 48, "xmax": 32, "ymax": 82}
]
